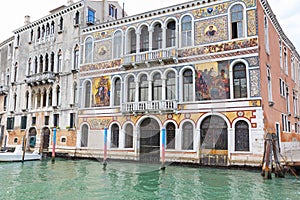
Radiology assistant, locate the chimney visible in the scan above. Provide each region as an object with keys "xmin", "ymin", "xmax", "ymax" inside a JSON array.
[
  {"xmin": 67, "ymin": 0, "xmax": 74, "ymax": 5},
  {"xmin": 24, "ymin": 15, "xmax": 31, "ymax": 25}
]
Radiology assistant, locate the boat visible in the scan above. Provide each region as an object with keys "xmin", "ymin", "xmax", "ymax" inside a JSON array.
[{"xmin": 0, "ymin": 145, "xmax": 42, "ymax": 162}]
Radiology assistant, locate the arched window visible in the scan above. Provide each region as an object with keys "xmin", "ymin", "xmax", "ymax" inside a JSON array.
[
  {"xmin": 181, "ymin": 15, "xmax": 192, "ymax": 47},
  {"xmin": 235, "ymin": 121, "xmax": 249, "ymax": 151},
  {"xmin": 13, "ymin": 93, "xmax": 17, "ymax": 111},
  {"xmin": 127, "ymin": 76, "xmax": 135, "ymax": 102},
  {"xmin": 14, "ymin": 63, "xmax": 18, "ymax": 82},
  {"xmin": 230, "ymin": 4, "xmax": 244, "ymax": 39},
  {"xmin": 56, "ymin": 86, "xmax": 60, "ymax": 106},
  {"xmin": 27, "ymin": 58, "xmax": 32, "ymax": 76},
  {"xmin": 73, "ymin": 82, "xmax": 77, "ymax": 105},
  {"xmin": 140, "ymin": 26, "xmax": 149, "ymax": 52},
  {"xmin": 59, "ymin": 17, "xmax": 64, "ymax": 31},
  {"xmin": 81, "ymin": 124, "xmax": 89, "ymax": 147},
  {"xmin": 30, "ymin": 29, "xmax": 34, "ymax": 42},
  {"xmin": 25, "ymin": 91, "xmax": 29, "ymax": 110},
  {"xmin": 166, "ymin": 20, "xmax": 176, "ymax": 48},
  {"xmin": 39, "ymin": 55, "xmax": 43, "ymax": 73},
  {"xmin": 182, "ymin": 122, "xmax": 193, "ymax": 150},
  {"xmin": 233, "ymin": 63, "xmax": 247, "ymax": 98},
  {"xmin": 42, "ymin": 89, "xmax": 47, "ymax": 107},
  {"xmin": 57, "ymin": 50, "xmax": 62, "ymax": 73},
  {"xmin": 166, "ymin": 123, "xmax": 175, "ymax": 149},
  {"xmin": 51, "ymin": 21, "xmax": 55, "ymax": 35},
  {"xmin": 127, "ymin": 28, "xmax": 136, "ymax": 54},
  {"xmin": 152, "ymin": 23, "xmax": 162, "ymax": 50},
  {"xmin": 45, "ymin": 53, "xmax": 49, "ymax": 72},
  {"xmin": 48, "ymin": 88, "xmax": 53, "ymax": 107},
  {"xmin": 183, "ymin": 69, "xmax": 193, "ymax": 102},
  {"xmin": 34, "ymin": 57, "xmax": 38, "ymax": 74},
  {"xmin": 74, "ymin": 11, "xmax": 80, "ymax": 25},
  {"xmin": 111, "ymin": 124, "xmax": 119, "ymax": 148},
  {"xmin": 37, "ymin": 90, "xmax": 41, "ymax": 108},
  {"xmin": 139, "ymin": 74, "xmax": 148, "ymax": 101},
  {"xmin": 113, "ymin": 31, "xmax": 122, "ymax": 58},
  {"xmin": 50, "ymin": 52, "xmax": 55, "ymax": 72},
  {"xmin": 125, "ymin": 124, "xmax": 133, "ymax": 148},
  {"xmin": 152, "ymin": 73, "xmax": 162, "ymax": 100},
  {"xmin": 84, "ymin": 81, "xmax": 91, "ymax": 108},
  {"xmin": 85, "ymin": 37, "xmax": 93, "ymax": 63},
  {"xmin": 37, "ymin": 27, "xmax": 41, "ymax": 40},
  {"xmin": 46, "ymin": 23, "xmax": 50, "ymax": 36},
  {"xmin": 41, "ymin": 25, "xmax": 45, "ymax": 38},
  {"xmin": 31, "ymin": 91, "xmax": 36, "ymax": 109},
  {"xmin": 114, "ymin": 78, "xmax": 121, "ymax": 106},
  {"xmin": 73, "ymin": 45, "xmax": 79, "ymax": 70},
  {"xmin": 166, "ymin": 71, "xmax": 176, "ymax": 100}
]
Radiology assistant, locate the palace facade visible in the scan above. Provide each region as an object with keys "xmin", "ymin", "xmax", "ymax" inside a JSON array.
[{"xmin": 1, "ymin": 0, "xmax": 300, "ymax": 167}]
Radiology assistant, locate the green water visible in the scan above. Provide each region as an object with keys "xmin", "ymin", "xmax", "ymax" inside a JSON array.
[{"xmin": 0, "ymin": 159, "xmax": 300, "ymax": 200}]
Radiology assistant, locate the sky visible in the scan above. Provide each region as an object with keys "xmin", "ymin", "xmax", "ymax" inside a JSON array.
[{"xmin": 0, "ymin": 0, "xmax": 299, "ymax": 51}]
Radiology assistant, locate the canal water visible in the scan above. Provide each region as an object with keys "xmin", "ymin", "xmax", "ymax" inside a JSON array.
[{"xmin": 0, "ymin": 159, "xmax": 300, "ymax": 200}]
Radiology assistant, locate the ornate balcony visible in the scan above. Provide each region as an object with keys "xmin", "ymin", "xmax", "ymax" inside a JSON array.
[
  {"xmin": 0, "ymin": 85, "xmax": 9, "ymax": 95},
  {"xmin": 122, "ymin": 49, "xmax": 178, "ymax": 68},
  {"xmin": 122, "ymin": 100, "xmax": 177, "ymax": 114},
  {"xmin": 25, "ymin": 72, "xmax": 56, "ymax": 86}
]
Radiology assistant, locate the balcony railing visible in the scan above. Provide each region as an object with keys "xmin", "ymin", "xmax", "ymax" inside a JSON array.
[
  {"xmin": 122, "ymin": 100, "xmax": 177, "ymax": 113},
  {"xmin": 25, "ymin": 72, "xmax": 56, "ymax": 85},
  {"xmin": 0, "ymin": 85, "xmax": 9, "ymax": 95},
  {"xmin": 123, "ymin": 49, "xmax": 177, "ymax": 67}
]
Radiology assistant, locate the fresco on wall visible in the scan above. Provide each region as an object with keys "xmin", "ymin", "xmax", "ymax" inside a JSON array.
[
  {"xmin": 250, "ymin": 69, "xmax": 260, "ymax": 97},
  {"xmin": 93, "ymin": 29, "xmax": 114, "ymax": 40},
  {"xmin": 195, "ymin": 16, "xmax": 228, "ymax": 45},
  {"xmin": 195, "ymin": 61, "xmax": 230, "ymax": 101},
  {"xmin": 81, "ymin": 60, "xmax": 121, "ymax": 72},
  {"xmin": 94, "ymin": 40, "xmax": 112, "ymax": 62},
  {"xmin": 193, "ymin": 2, "xmax": 230, "ymax": 18},
  {"xmin": 247, "ymin": 10, "xmax": 257, "ymax": 37},
  {"xmin": 179, "ymin": 38, "xmax": 258, "ymax": 57},
  {"xmin": 92, "ymin": 76, "xmax": 111, "ymax": 107}
]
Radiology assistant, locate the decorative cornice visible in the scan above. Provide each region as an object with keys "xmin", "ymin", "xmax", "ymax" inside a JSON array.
[
  {"xmin": 82, "ymin": 0, "xmax": 222, "ymax": 33},
  {"xmin": 13, "ymin": 2, "xmax": 83, "ymax": 34},
  {"xmin": 0, "ymin": 36, "xmax": 14, "ymax": 47}
]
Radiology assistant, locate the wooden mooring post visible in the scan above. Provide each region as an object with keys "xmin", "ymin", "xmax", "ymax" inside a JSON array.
[{"xmin": 261, "ymin": 133, "xmax": 285, "ymax": 179}]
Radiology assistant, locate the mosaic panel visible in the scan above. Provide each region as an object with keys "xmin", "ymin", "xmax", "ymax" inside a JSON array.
[
  {"xmin": 87, "ymin": 118, "xmax": 111, "ymax": 130},
  {"xmin": 92, "ymin": 76, "xmax": 111, "ymax": 107},
  {"xmin": 195, "ymin": 61, "xmax": 230, "ymax": 101},
  {"xmin": 192, "ymin": 2, "xmax": 230, "ymax": 18},
  {"xmin": 93, "ymin": 29, "xmax": 114, "ymax": 40},
  {"xmin": 179, "ymin": 38, "xmax": 258, "ymax": 57},
  {"xmin": 244, "ymin": 0, "xmax": 256, "ymax": 7},
  {"xmin": 245, "ymin": 56, "xmax": 259, "ymax": 67},
  {"xmin": 247, "ymin": 9, "xmax": 257, "ymax": 37},
  {"xmin": 94, "ymin": 40, "xmax": 112, "ymax": 62},
  {"xmin": 250, "ymin": 69, "xmax": 260, "ymax": 97},
  {"xmin": 81, "ymin": 60, "xmax": 121, "ymax": 72},
  {"xmin": 195, "ymin": 16, "xmax": 228, "ymax": 45}
]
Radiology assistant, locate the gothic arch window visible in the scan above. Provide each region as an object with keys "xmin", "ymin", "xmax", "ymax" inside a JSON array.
[
  {"xmin": 152, "ymin": 72, "xmax": 162, "ymax": 101},
  {"xmin": 140, "ymin": 25, "xmax": 149, "ymax": 52},
  {"xmin": 51, "ymin": 21, "xmax": 55, "ymax": 35},
  {"xmin": 59, "ymin": 17, "xmax": 64, "ymax": 31},
  {"xmin": 230, "ymin": 4, "xmax": 244, "ymax": 39},
  {"xmin": 13, "ymin": 93, "xmax": 17, "ymax": 111},
  {"xmin": 74, "ymin": 11, "xmax": 80, "ymax": 26},
  {"xmin": 139, "ymin": 74, "xmax": 148, "ymax": 101},
  {"xmin": 39, "ymin": 55, "xmax": 43, "ymax": 73},
  {"xmin": 113, "ymin": 31, "xmax": 122, "ymax": 58},
  {"xmin": 57, "ymin": 50, "xmax": 62, "ymax": 73},
  {"xmin": 14, "ymin": 63, "xmax": 18, "ymax": 83},
  {"xmin": 183, "ymin": 69, "xmax": 193, "ymax": 102},
  {"xmin": 127, "ymin": 76, "xmax": 135, "ymax": 102},
  {"xmin": 56, "ymin": 85, "xmax": 60, "ymax": 106},
  {"xmin": 37, "ymin": 27, "xmax": 41, "ymax": 40},
  {"xmin": 73, "ymin": 82, "xmax": 78, "ymax": 105},
  {"xmin": 84, "ymin": 37, "xmax": 93, "ymax": 63},
  {"xmin": 73, "ymin": 44, "xmax": 80, "ymax": 70},
  {"xmin": 25, "ymin": 91, "xmax": 29, "ymax": 110},
  {"xmin": 127, "ymin": 28, "xmax": 136, "ymax": 54},
  {"xmin": 45, "ymin": 53, "xmax": 49, "ymax": 72},
  {"xmin": 81, "ymin": 124, "xmax": 89, "ymax": 147},
  {"xmin": 125, "ymin": 124, "xmax": 133, "ymax": 148},
  {"xmin": 37, "ymin": 90, "xmax": 41, "ymax": 108},
  {"xmin": 48, "ymin": 88, "xmax": 53, "ymax": 107},
  {"xmin": 111, "ymin": 124, "xmax": 119, "ymax": 148},
  {"xmin": 46, "ymin": 23, "xmax": 50, "ymax": 36},
  {"xmin": 166, "ymin": 122, "xmax": 175, "ymax": 149},
  {"xmin": 50, "ymin": 52, "xmax": 55, "ymax": 72},
  {"xmin": 42, "ymin": 89, "xmax": 47, "ymax": 107},
  {"xmin": 233, "ymin": 62, "xmax": 247, "ymax": 98},
  {"xmin": 84, "ymin": 81, "xmax": 91, "ymax": 108},
  {"xmin": 182, "ymin": 121, "xmax": 193, "ymax": 150},
  {"xmin": 166, "ymin": 19, "xmax": 176, "ymax": 48},
  {"xmin": 235, "ymin": 121, "xmax": 249, "ymax": 151},
  {"xmin": 152, "ymin": 22, "xmax": 162, "ymax": 50},
  {"xmin": 181, "ymin": 15, "xmax": 192, "ymax": 47},
  {"xmin": 31, "ymin": 90, "xmax": 36, "ymax": 109},
  {"xmin": 113, "ymin": 78, "xmax": 121, "ymax": 106},
  {"xmin": 27, "ymin": 58, "xmax": 32, "ymax": 76},
  {"xmin": 34, "ymin": 57, "xmax": 38, "ymax": 74}
]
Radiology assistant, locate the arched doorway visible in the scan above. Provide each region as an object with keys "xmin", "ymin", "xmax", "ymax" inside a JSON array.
[
  {"xmin": 28, "ymin": 127, "xmax": 37, "ymax": 149},
  {"xmin": 139, "ymin": 118, "xmax": 160, "ymax": 163},
  {"xmin": 41, "ymin": 127, "xmax": 51, "ymax": 151},
  {"xmin": 200, "ymin": 115, "xmax": 228, "ymax": 165}
]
